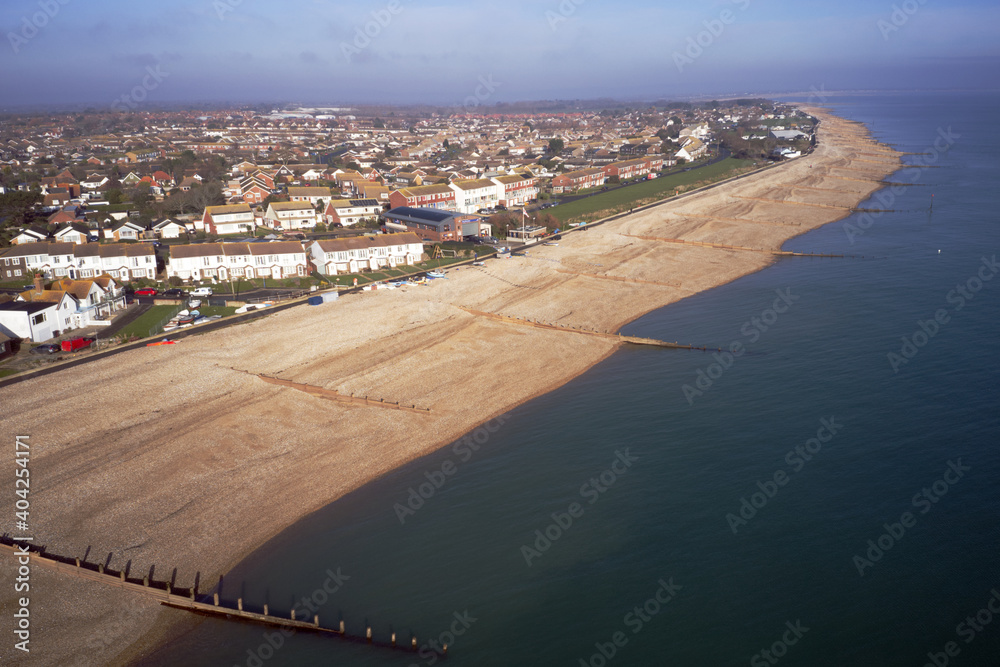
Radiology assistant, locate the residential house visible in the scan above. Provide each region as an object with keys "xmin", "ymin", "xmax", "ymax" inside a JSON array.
[
  {"xmin": 166, "ymin": 241, "xmax": 309, "ymax": 282},
  {"xmin": 0, "ymin": 300, "xmax": 63, "ymax": 342},
  {"xmin": 11, "ymin": 226, "xmax": 49, "ymax": 245},
  {"xmin": 450, "ymin": 179, "xmax": 500, "ymax": 214},
  {"xmin": 49, "ymin": 275, "xmax": 126, "ymax": 328},
  {"xmin": 287, "ymin": 186, "xmax": 332, "ymax": 208},
  {"xmin": 675, "ymin": 138, "xmax": 706, "ymax": 162},
  {"xmin": 388, "ymin": 184, "xmax": 457, "ymax": 211},
  {"xmin": 263, "ymin": 201, "xmax": 318, "ymax": 230},
  {"xmin": 111, "ymin": 219, "xmax": 145, "ymax": 242},
  {"xmin": 323, "ymin": 199, "xmax": 382, "ymax": 227},
  {"xmin": 309, "ymin": 232, "xmax": 423, "ymax": 276},
  {"xmin": 551, "ymin": 167, "xmax": 606, "ymax": 193},
  {"xmin": 151, "ymin": 217, "xmax": 187, "ymax": 239},
  {"xmin": 53, "ymin": 222, "xmax": 92, "ymax": 245},
  {"xmin": 0, "ymin": 247, "xmax": 29, "ymax": 283},
  {"xmin": 491, "ymin": 174, "xmax": 538, "ymax": 207},
  {"xmin": 602, "ymin": 156, "xmax": 664, "ymax": 181},
  {"xmin": 202, "ymin": 203, "xmax": 256, "ymax": 236}
]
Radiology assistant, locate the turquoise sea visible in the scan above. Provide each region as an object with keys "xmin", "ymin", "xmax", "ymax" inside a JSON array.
[{"xmin": 140, "ymin": 91, "xmax": 1000, "ymax": 666}]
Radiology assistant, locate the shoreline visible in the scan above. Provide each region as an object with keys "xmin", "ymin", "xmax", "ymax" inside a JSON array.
[{"xmin": 0, "ymin": 107, "xmax": 903, "ymax": 666}]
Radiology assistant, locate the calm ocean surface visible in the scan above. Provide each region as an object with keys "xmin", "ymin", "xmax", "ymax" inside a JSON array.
[{"xmin": 140, "ymin": 92, "xmax": 1000, "ymax": 667}]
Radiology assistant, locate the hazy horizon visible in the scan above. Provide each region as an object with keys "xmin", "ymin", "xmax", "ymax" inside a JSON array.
[{"xmin": 2, "ymin": 0, "xmax": 999, "ymax": 109}]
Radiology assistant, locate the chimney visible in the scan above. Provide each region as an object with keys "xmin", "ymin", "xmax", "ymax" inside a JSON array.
[{"xmin": 33, "ymin": 274, "xmax": 44, "ymax": 295}]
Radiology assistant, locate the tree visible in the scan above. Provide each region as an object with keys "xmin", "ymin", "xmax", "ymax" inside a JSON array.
[
  {"xmin": 548, "ymin": 138, "xmax": 565, "ymax": 154},
  {"xmin": 107, "ymin": 189, "xmax": 125, "ymax": 205},
  {"xmin": 373, "ymin": 118, "xmax": 385, "ymax": 129}
]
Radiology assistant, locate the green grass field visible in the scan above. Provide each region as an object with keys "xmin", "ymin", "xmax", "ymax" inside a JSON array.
[
  {"xmin": 546, "ymin": 158, "xmax": 756, "ymax": 223},
  {"xmin": 117, "ymin": 305, "xmax": 179, "ymax": 340}
]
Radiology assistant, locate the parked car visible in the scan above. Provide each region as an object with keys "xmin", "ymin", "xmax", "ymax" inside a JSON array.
[
  {"xmin": 60, "ymin": 337, "xmax": 95, "ymax": 352},
  {"xmin": 134, "ymin": 288, "xmax": 158, "ymax": 296},
  {"xmin": 163, "ymin": 288, "xmax": 187, "ymax": 298},
  {"xmin": 190, "ymin": 287, "xmax": 213, "ymax": 297},
  {"xmin": 29, "ymin": 344, "xmax": 61, "ymax": 355}
]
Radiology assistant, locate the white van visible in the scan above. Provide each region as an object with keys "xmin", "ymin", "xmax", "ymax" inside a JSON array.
[{"xmin": 190, "ymin": 287, "xmax": 213, "ymax": 297}]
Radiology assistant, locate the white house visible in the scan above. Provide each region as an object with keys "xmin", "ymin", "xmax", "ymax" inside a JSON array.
[
  {"xmin": 264, "ymin": 201, "xmax": 318, "ymax": 230},
  {"xmin": 152, "ymin": 218, "xmax": 187, "ymax": 239},
  {"xmin": 167, "ymin": 241, "xmax": 308, "ymax": 282},
  {"xmin": 309, "ymin": 232, "xmax": 423, "ymax": 276},
  {"xmin": 203, "ymin": 203, "xmax": 256, "ymax": 236},
  {"xmin": 0, "ymin": 301, "xmax": 63, "ymax": 342},
  {"xmin": 287, "ymin": 186, "xmax": 333, "ymax": 207},
  {"xmin": 449, "ymin": 179, "xmax": 501, "ymax": 214},
  {"xmin": 323, "ymin": 198, "xmax": 382, "ymax": 227},
  {"xmin": 52, "ymin": 223, "xmax": 91, "ymax": 245}
]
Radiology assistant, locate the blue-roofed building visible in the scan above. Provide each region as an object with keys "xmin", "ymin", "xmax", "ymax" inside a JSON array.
[{"xmin": 381, "ymin": 207, "xmax": 490, "ymax": 242}]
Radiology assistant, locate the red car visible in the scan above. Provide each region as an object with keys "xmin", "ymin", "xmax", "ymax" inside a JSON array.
[
  {"xmin": 134, "ymin": 288, "xmax": 158, "ymax": 296},
  {"xmin": 61, "ymin": 337, "xmax": 95, "ymax": 352}
]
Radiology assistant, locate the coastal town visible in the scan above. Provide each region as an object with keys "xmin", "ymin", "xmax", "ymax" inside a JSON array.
[{"xmin": 0, "ymin": 99, "xmax": 815, "ymax": 363}]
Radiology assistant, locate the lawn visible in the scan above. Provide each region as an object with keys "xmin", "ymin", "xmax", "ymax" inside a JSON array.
[
  {"xmin": 116, "ymin": 305, "xmax": 180, "ymax": 340},
  {"xmin": 545, "ymin": 158, "xmax": 756, "ymax": 223}
]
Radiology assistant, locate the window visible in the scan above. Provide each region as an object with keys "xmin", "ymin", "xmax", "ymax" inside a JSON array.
[
  {"xmin": 14, "ymin": 270, "xmax": 21, "ymax": 277},
  {"xmin": 31, "ymin": 313, "xmax": 45, "ymax": 325}
]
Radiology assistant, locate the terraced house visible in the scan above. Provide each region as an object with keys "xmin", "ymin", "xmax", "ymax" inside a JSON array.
[
  {"xmin": 450, "ymin": 179, "xmax": 500, "ymax": 214},
  {"xmin": 167, "ymin": 241, "xmax": 308, "ymax": 282},
  {"xmin": 0, "ymin": 242, "xmax": 155, "ymax": 281},
  {"xmin": 387, "ymin": 183, "xmax": 457, "ymax": 211},
  {"xmin": 308, "ymin": 232, "xmax": 423, "ymax": 276}
]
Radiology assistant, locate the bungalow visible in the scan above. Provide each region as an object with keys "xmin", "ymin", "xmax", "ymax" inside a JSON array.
[
  {"xmin": 151, "ymin": 217, "xmax": 187, "ymax": 239},
  {"xmin": 11, "ymin": 226, "xmax": 49, "ymax": 245},
  {"xmin": 111, "ymin": 219, "xmax": 145, "ymax": 242},
  {"xmin": 263, "ymin": 201, "xmax": 318, "ymax": 230},
  {"xmin": 324, "ymin": 199, "xmax": 383, "ymax": 227},
  {"xmin": 53, "ymin": 222, "xmax": 92, "ymax": 245},
  {"xmin": 309, "ymin": 232, "xmax": 423, "ymax": 276},
  {"xmin": 203, "ymin": 203, "xmax": 256, "ymax": 236},
  {"xmin": 166, "ymin": 241, "xmax": 308, "ymax": 282}
]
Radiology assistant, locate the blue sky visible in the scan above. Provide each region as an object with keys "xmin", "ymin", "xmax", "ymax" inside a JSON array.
[{"xmin": 1, "ymin": 0, "xmax": 998, "ymax": 108}]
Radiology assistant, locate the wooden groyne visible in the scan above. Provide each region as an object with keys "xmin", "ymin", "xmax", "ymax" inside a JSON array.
[
  {"xmin": 227, "ymin": 368, "xmax": 432, "ymax": 414},
  {"xmin": 0, "ymin": 536, "xmax": 438, "ymax": 656},
  {"xmin": 459, "ymin": 308, "xmax": 715, "ymax": 351},
  {"xmin": 622, "ymin": 234, "xmax": 848, "ymax": 258}
]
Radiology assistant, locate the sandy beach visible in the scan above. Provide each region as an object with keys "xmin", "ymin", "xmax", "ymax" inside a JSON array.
[{"xmin": 0, "ymin": 108, "xmax": 904, "ymax": 666}]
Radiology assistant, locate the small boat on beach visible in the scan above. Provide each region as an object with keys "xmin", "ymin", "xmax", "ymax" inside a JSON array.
[{"xmin": 426, "ymin": 271, "xmax": 446, "ymax": 279}]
